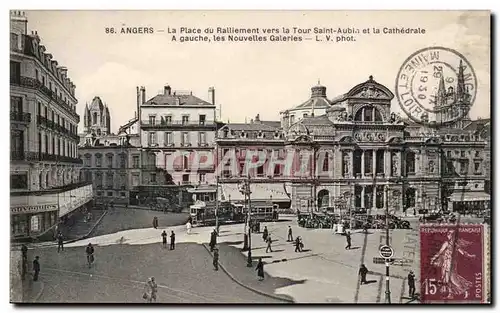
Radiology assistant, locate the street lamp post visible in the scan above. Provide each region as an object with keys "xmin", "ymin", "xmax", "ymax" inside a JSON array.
[
  {"xmin": 384, "ymin": 184, "xmax": 392, "ymax": 304},
  {"xmin": 246, "ymin": 177, "xmax": 253, "ymax": 267},
  {"xmin": 215, "ymin": 176, "xmax": 219, "ymax": 235}
]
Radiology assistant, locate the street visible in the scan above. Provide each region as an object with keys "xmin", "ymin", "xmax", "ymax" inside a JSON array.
[
  {"xmin": 24, "ymin": 208, "xmax": 282, "ymax": 303},
  {"xmin": 92, "ymin": 206, "xmax": 190, "ymax": 237},
  {"xmin": 29, "ymin": 242, "xmax": 282, "ymax": 303}
]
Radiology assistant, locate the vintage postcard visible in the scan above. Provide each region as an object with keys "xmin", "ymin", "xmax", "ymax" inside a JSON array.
[{"xmin": 9, "ymin": 10, "xmax": 491, "ymax": 304}]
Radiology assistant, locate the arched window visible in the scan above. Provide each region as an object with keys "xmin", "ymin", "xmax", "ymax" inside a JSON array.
[
  {"xmin": 354, "ymin": 106, "xmax": 383, "ymax": 122},
  {"xmin": 93, "ymin": 112, "xmax": 98, "ymax": 125}
]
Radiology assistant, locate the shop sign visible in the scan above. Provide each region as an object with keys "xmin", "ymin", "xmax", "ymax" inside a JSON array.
[{"xmin": 11, "ymin": 204, "xmax": 58, "ymax": 215}]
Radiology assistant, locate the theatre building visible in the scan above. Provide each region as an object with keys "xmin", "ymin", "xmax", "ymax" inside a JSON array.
[
  {"xmin": 280, "ymin": 75, "xmax": 490, "ymax": 214},
  {"xmin": 10, "ymin": 11, "xmax": 93, "ymax": 240}
]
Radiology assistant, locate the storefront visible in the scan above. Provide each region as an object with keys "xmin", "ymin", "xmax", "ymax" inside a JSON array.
[
  {"xmin": 448, "ymin": 191, "xmax": 490, "ymax": 214},
  {"xmin": 10, "ymin": 205, "xmax": 58, "ymax": 239}
]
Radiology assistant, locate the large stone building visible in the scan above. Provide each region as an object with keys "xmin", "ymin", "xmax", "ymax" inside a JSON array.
[
  {"xmin": 216, "ymin": 114, "xmax": 291, "ymax": 207},
  {"xmin": 10, "ymin": 11, "xmax": 93, "ymax": 239},
  {"xmin": 216, "ymin": 75, "xmax": 490, "ymax": 215},
  {"xmin": 138, "ymin": 85, "xmax": 218, "ymax": 186},
  {"xmin": 78, "ymin": 96, "xmax": 141, "ymax": 205}
]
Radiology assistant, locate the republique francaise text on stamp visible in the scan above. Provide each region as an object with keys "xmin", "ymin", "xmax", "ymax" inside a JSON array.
[{"xmin": 420, "ymin": 224, "xmax": 484, "ymax": 303}]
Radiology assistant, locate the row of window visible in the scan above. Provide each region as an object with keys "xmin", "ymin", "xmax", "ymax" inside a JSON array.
[
  {"xmin": 39, "ymin": 132, "xmax": 77, "ymax": 158},
  {"xmin": 445, "ymin": 150, "xmax": 482, "ymax": 158},
  {"xmin": 145, "ymin": 173, "xmax": 206, "ymax": 184},
  {"xmin": 148, "ymin": 114, "xmax": 206, "ymax": 125},
  {"xmin": 37, "ymin": 101, "xmax": 78, "ymax": 135},
  {"xmin": 83, "ymin": 154, "xmax": 137, "ymax": 168},
  {"xmin": 148, "ymin": 131, "xmax": 207, "ymax": 146}
]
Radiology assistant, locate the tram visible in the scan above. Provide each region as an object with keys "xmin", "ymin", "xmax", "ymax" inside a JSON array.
[{"xmin": 189, "ymin": 200, "xmax": 279, "ymax": 227}]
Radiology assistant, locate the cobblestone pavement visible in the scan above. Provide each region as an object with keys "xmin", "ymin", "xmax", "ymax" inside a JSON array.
[
  {"xmin": 92, "ymin": 206, "xmax": 190, "ymax": 237},
  {"xmin": 29, "ymin": 243, "xmax": 282, "ymax": 303}
]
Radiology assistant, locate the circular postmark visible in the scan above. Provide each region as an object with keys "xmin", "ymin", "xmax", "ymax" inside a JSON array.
[{"xmin": 395, "ymin": 47, "xmax": 477, "ymax": 127}]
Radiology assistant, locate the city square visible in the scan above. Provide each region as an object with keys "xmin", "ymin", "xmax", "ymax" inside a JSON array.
[{"xmin": 9, "ymin": 10, "xmax": 491, "ymax": 304}]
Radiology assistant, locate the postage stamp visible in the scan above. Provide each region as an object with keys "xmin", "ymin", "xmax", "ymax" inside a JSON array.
[
  {"xmin": 420, "ymin": 224, "xmax": 484, "ymax": 303},
  {"xmin": 395, "ymin": 46, "xmax": 477, "ymax": 127}
]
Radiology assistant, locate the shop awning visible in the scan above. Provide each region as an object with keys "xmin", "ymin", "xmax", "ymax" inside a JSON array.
[
  {"xmin": 449, "ymin": 191, "xmax": 490, "ymax": 202},
  {"xmin": 220, "ymin": 183, "xmax": 290, "ymax": 202}
]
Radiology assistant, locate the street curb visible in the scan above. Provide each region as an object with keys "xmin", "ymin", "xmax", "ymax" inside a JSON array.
[
  {"xmin": 66, "ymin": 210, "xmax": 108, "ymax": 244},
  {"xmin": 26, "ymin": 210, "xmax": 108, "ymax": 249},
  {"xmin": 201, "ymin": 243, "xmax": 293, "ymax": 303}
]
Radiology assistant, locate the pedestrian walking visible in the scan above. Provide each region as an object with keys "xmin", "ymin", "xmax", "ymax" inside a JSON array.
[
  {"xmin": 32, "ymin": 256, "xmax": 40, "ymax": 282},
  {"xmin": 186, "ymin": 221, "xmax": 192, "ymax": 234},
  {"xmin": 86, "ymin": 243, "xmax": 95, "ymax": 268},
  {"xmin": 345, "ymin": 230, "xmax": 352, "ymax": 250},
  {"xmin": 152, "ymin": 217, "xmax": 159, "ymax": 229},
  {"xmin": 213, "ymin": 247, "xmax": 219, "ymax": 271},
  {"xmin": 266, "ymin": 235, "xmax": 273, "ymax": 253},
  {"xmin": 21, "ymin": 244, "xmax": 28, "ymax": 280},
  {"xmin": 170, "ymin": 231, "xmax": 176, "ymax": 250},
  {"xmin": 295, "ymin": 236, "xmax": 302, "ymax": 252},
  {"xmin": 287, "ymin": 226, "xmax": 293, "ymax": 242},
  {"xmin": 57, "ymin": 232, "xmax": 64, "ymax": 252},
  {"xmin": 256, "ymin": 258, "xmax": 264, "ymax": 281},
  {"xmin": 262, "ymin": 226, "xmax": 268, "ymax": 242},
  {"xmin": 408, "ymin": 270, "xmax": 416, "ymax": 298},
  {"xmin": 359, "ymin": 264, "xmax": 368, "ymax": 285},
  {"xmin": 209, "ymin": 230, "xmax": 217, "ymax": 252},
  {"xmin": 143, "ymin": 277, "xmax": 158, "ymax": 303},
  {"xmin": 161, "ymin": 230, "xmax": 167, "ymax": 248}
]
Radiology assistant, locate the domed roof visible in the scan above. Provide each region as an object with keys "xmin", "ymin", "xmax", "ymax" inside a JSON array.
[{"xmin": 89, "ymin": 96, "xmax": 104, "ymax": 111}]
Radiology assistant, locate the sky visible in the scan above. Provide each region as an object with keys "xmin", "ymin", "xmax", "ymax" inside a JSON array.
[{"xmin": 21, "ymin": 10, "xmax": 490, "ymax": 133}]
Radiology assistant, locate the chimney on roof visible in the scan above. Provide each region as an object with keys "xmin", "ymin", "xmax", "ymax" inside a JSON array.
[
  {"xmin": 164, "ymin": 85, "xmax": 171, "ymax": 96},
  {"xmin": 140, "ymin": 86, "xmax": 146, "ymax": 104},
  {"xmin": 208, "ymin": 87, "xmax": 215, "ymax": 105}
]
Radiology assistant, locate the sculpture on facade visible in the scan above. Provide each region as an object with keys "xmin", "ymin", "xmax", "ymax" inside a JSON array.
[
  {"xmin": 392, "ymin": 153, "xmax": 399, "ymax": 175},
  {"xmin": 428, "ymin": 160, "xmax": 435, "ymax": 173}
]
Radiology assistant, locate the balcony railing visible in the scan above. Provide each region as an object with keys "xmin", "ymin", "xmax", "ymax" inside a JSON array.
[
  {"xmin": 141, "ymin": 120, "xmax": 215, "ymax": 128},
  {"xmin": 10, "ymin": 111, "xmax": 31, "ymax": 123},
  {"xmin": 12, "ymin": 151, "xmax": 83, "ymax": 164},
  {"xmin": 37, "ymin": 115, "xmax": 80, "ymax": 140},
  {"xmin": 11, "ymin": 76, "xmax": 79, "ymax": 122}
]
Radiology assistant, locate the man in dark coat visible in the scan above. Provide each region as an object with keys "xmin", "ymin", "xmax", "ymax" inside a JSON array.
[
  {"xmin": 57, "ymin": 232, "xmax": 64, "ymax": 252},
  {"xmin": 161, "ymin": 230, "xmax": 167, "ymax": 248},
  {"xmin": 359, "ymin": 264, "xmax": 368, "ymax": 285},
  {"xmin": 33, "ymin": 256, "xmax": 40, "ymax": 281},
  {"xmin": 21, "ymin": 244, "xmax": 28, "ymax": 280},
  {"xmin": 287, "ymin": 226, "xmax": 293, "ymax": 242},
  {"xmin": 170, "ymin": 231, "xmax": 176, "ymax": 250},
  {"xmin": 255, "ymin": 258, "xmax": 264, "ymax": 281},
  {"xmin": 262, "ymin": 226, "xmax": 269, "ymax": 242},
  {"xmin": 213, "ymin": 247, "xmax": 219, "ymax": 271},
  {"xmin": 408, "ymin": 270, "xmax": 416, "ymax": 298},
  {"xmin": 345, "ymin": 230, "xmax": 352, "ymax": 250},
  {"xmin": 266, "ymin": 235, "xmax": 273, "ymax": 253},
  {"xmin": 295, "ymin": 236, "xmax": 302, "ymax": 252},
  {"xmin": 209, "ymin": 230, "xmax": 217, "ymax": 252}
]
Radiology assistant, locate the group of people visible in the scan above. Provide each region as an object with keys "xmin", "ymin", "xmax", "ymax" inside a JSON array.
[
  {"xmin": 20, "ymin": 244, "xmax": 40, "ymax": 282},
  {"xmin": 160, "ymin": 230, "xmax": 176, "ymax": 250}
]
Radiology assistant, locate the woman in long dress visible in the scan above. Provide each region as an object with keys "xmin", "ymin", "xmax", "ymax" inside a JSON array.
[{"xmin": 430, "ymin": 230, "xmax": 476, "ymax": 298}]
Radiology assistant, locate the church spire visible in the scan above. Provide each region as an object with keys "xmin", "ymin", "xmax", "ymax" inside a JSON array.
[
  {"xmin": 456, "ymin": 60, "xmax": 466, "ymax": 101},
  {"xmin": 437, "ymin": 75, "xmax": 446, "ymax": 105}
]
